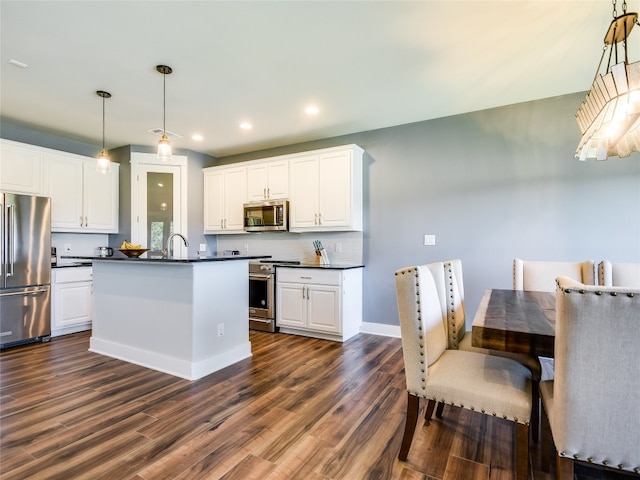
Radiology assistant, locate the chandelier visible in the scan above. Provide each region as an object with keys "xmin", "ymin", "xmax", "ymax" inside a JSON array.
[{"xmin": 575, "ymin": 1, "xmax": 640, "ymax": 161}]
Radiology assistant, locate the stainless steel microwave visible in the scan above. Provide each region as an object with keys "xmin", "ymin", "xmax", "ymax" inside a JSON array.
[{"xmin": 243, "ymin": 200, "xmax": 289, "ymax": 232}]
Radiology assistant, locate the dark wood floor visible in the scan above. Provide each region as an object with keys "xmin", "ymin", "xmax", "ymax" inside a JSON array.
[{"xmin": 0, "ymin": 331, "xmax": 634, "ymax": 480}]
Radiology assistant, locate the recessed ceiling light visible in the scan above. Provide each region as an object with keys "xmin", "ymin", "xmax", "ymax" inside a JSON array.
[
  {"xmin": 192, "ymin": 134, "xmax": 204, "ymax": 141},
  {"xmin": 239, "ymin": 122, "xmax": 253, "ymax": 130},
  {"xmin": 8, "ymin": 59, "xmax": 28, "ymax": 69},
  {"xmin": 305, "ymin": 105, "xmax": 319, "ymax": 116}
]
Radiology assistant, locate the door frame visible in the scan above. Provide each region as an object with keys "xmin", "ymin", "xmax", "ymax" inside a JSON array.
[{"xmin": 130, "ymin": 152, "xmax": 188, "ymax": 257}]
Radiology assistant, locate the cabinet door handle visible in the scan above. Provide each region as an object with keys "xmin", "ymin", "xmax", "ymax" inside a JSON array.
[
  {"xmin": 80, "ymin": 216, "xmax": 84, "ymax": 227},
  {"xmin": 314, "ymin": 213, "xmax": 318, "ymax": 225},
  {"xmin": 220, "ymin": 219, "xmax": 224, "ymax": 229},
  {"xmin": 264, "ymin": 187, "xmax": 267, "ymax": 199},
  {"xmin": 267, "ymin": 187, "xmax": 270, "ymax": 198},
  {"xmin": 318, "ymin": 213, "xmax": 321, "ymax": 225},
  {"xmin": 85, "ymin": 216, "xmax": 88, "ymax": 228},
  {"xmin": 300, "ymin": 276, "xmax": 312, "ymax": 279}
]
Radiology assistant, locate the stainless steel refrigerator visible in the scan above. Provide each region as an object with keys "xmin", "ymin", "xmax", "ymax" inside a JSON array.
[{"xmin": 1, "ymin": 192, "xmax": 51, "ymax": 348}]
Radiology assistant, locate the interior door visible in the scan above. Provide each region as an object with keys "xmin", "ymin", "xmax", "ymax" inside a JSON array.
[{"xmin": 130, "ymin": 153, "xmax": 187, "ymax": 258}]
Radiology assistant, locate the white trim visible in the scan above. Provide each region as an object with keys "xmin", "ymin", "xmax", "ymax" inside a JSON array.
[
  {"xmin": 359, "ymin": 322, "xmax": 401, "ymax": 338},
  {"xmin": 130, "ymin": 151, "xmax": 187, "ymax": 166},
  {"xmin": 89, "ymin": 337, "xmax": 252, "ymax": 381},
  {"xmin": 130, "ymin": 152, "xmax": 188, "ymax": 256}
]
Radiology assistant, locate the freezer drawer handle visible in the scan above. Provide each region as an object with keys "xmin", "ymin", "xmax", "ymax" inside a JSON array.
[{"xmin": 0, "ymin": 288, "xmax": 48, "ymax": 298}]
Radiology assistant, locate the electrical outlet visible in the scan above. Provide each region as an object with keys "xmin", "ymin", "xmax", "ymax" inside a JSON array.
[
  {"xmin": 243, "ymin": 243, "xmax": 249, "ymax": 252},
  {"xmin": 335, "ymin": 242, "xmax": 342, "ymax": 253},
  {"xmin": 199, "ymin": 243, "xmax": 207, "ymax": 252},
  {"xmin": 217, "ymin": 323, "xmax": 224, "ymax": 337},
  {"xmin": 423, "ymin": 235, "xmax": 436, "ymax": 246}
]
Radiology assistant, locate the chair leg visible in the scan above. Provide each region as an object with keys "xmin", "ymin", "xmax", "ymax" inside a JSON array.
[
  {"xmin": 556, "ymin": 455, "xmax": 574, "ymax": 480},
  {"xmin": 398, "ymin": 392, "xmax": 420, "ymax": 461},
  {"xmin": 515, "ymin": 422, "xmax": 530, "ymax": 480},
  {"xmin": 531, "ymin": 380, "xmax": 540, "ymax": 442},
  {"xmin": 435, "ymin": 401, "xmax": 445, "ymax": 418},
  {"xmin": 540, "ymin": 405, "xmax": 553, "ymax": 472},
  {"xmin": 424, "ymin": 398, "xmax": 436, "ymax": 423}
]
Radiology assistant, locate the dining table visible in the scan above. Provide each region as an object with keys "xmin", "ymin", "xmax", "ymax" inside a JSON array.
[{"xmin": 471, "ymin": 288, "xmax": 556, "ymax": 358}]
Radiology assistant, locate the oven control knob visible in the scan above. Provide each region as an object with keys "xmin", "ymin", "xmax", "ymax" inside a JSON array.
[{"xmin": 261, "ymin": 265, "xmax": 269, "ymax": 271}]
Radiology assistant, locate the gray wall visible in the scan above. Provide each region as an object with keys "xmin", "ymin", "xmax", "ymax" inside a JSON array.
[
  {"xmin": 3, "ymin": 92, "xmax": 640, "ymax": 328},
  {"xmin": 218, "ymin": 92, "xmax": 640, "ymax": 327}
]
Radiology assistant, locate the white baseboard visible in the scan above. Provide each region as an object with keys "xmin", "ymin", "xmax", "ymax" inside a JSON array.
[
  {"xmin": 89, "ymin": 337, "xmax": 252, "ymax": 381},
  {"xmin": 359, "ymin": 322, "xmax": 401, "ymax": 338}
]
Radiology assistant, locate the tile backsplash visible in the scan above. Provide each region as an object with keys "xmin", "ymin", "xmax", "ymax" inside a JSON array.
[
  {"xmin": 52, "ymin": 233, "xmax": 109, "ymax": 264},
  {"xmin": 216, "ymin": 231, "xmax": 363, "ymax": 265}
]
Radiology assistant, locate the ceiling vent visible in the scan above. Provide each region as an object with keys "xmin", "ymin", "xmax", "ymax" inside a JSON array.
[{"xmin": 148, "ymin": 128, "xmax": 182, "ymax": 139}]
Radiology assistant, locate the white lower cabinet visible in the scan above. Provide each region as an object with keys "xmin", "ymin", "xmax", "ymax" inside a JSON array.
[
  {"xmin": 52, "ymin": 267, "xmax": 93, "ymax": 337},
  {"xmin": 276, "ymin": 267, "xmax": 362, "ymax": 342}
]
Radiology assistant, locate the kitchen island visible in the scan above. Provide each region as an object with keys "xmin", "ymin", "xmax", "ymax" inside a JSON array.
[{"xmin": 87, "ymin": 255, "xmax": 268, "ymax": 380}]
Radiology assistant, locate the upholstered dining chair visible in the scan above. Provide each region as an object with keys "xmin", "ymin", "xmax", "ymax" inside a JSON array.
[
  {"xmin": 540, "ymin": 277, "xmax": 640, "ymax": 479},
  {"xmin": 598, "ymin": 261, "xmax": 640, "ymax": 288},
  {"xmin": 513, "ymin": 258, "xmax": 596, "ymax": 383},
  {"xmin": 425, "ymin": 259, "xmax": 543, "ymax": 440},
  {"xmin": 395, "ymin": 264, "xmax": 532, "ymax": 480},
  {"xmin": 513, "ymin": 259, "xmax": 595, "ymax": 292}
]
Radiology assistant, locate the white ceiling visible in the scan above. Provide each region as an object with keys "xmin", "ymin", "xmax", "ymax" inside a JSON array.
[{"xmin": 1, "ymin": 1, "xmax": 638, "ymax": 158}]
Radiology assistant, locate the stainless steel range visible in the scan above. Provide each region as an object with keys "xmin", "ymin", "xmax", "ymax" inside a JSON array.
[{"xmin": 249, "ymin": 260, "xmax": 299, "ymax": 332}]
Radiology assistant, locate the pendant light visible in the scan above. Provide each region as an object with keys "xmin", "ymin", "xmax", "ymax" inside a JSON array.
[
  {"xmin": 156, "ymin": 64, "xmax": 173, "ymax": 161},
  {"xmin": 96, "ymin": 90, "xmax": 112, "ymax": 174},
  {"xmin": 575, "ymin": 0, "xmax": 640, "ymax": 160}
]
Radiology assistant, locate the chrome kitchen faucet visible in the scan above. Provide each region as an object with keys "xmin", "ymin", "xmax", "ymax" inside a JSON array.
[{"xmin": 164, "ymin": 233, "xmax": 189, "ymax": 259}]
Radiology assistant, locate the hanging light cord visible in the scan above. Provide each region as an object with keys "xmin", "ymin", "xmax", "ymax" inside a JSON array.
[
  {"xmin": 102, "ymin": 94, "xmax": 106, "ymax": 150},
  {"xmin": 163, "ymin": 70, "xmax": 166, "ymax": 134}
]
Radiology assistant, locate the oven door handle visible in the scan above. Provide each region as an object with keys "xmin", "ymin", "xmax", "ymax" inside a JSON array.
[{"xmin": 249, "ymin": 274, "xmax": 272, "ymax": 280}]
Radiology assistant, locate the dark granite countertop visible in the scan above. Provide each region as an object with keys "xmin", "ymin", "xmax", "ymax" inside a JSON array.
[
  {"xmin": 275, "ymin": 263, "xmax": 364, "ymax": 270},
  {"xmin": 62, "ymin": 255, "xmax": 271, "ymax": 264},
  {"xmin": 53, "ymin": 262, "xmax": 93, "ymax": 268}
]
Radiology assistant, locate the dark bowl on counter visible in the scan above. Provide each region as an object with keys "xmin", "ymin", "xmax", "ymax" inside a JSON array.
[{"xmin": 118, "ymin": 248, "xmax": 149, "ymax": 258}]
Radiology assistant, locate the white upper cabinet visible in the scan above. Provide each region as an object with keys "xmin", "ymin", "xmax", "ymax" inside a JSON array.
[
  {"xmin": 0, "ymin": 140, "xmax": 119, "ymax": 233},
  {"xmin": 82, "ymin": 161, "xmax": 119, "ymax": 232},
  {"xmin": 246, "ymin": 159, "xmax": 289, "ymax": 201},
  {"xmin": 203, "ymin": 165, "xmax": 246, "ymax": 234},
  {"xmin": 289, "ymin": 145, "xmax": 363, "ymax": 232},
  {"xmin": 44, "ymin": 152, "xmax": 119, "ymax": 233},
  {"xmin": 0, "ymin": 139, "xmax": 44, "ymax": 195},
  {"xmin": 202, "ymin": 144, "xmax": 364, "ymax": 235}
]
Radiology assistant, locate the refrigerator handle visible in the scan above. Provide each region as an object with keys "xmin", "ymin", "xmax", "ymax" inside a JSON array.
[
  {"xmin": 7, "ymin": 204, "xmax": 14, "ymax": 277},
  {"xmin": 0, "ymin": 202, "xmax": 3, "ymax": 277}
]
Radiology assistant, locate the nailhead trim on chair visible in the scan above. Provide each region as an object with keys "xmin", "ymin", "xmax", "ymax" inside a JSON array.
[
  {"xmin": 562, "ymin": 287, "xmax": 636, "ymax": 298},
  {"xmin": 446, "ymin": 263, "xmax": 458, "ymax": 348},
  {"xmin": 558, "ymin": 444, "xmax": 640, "ymax": 473}
]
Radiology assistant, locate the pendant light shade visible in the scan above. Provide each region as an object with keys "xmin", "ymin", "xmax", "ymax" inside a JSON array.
[
  {"xmin": 156, "ymin": 65, "xmax": 173, "ymax": 161},
  {"xmin": 96, "ymin": 90, "xmax": 112, "ymax": 174},
  {"xmin": 575, "ymin": 2, "xmax": 640, "ymax": 161}
]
